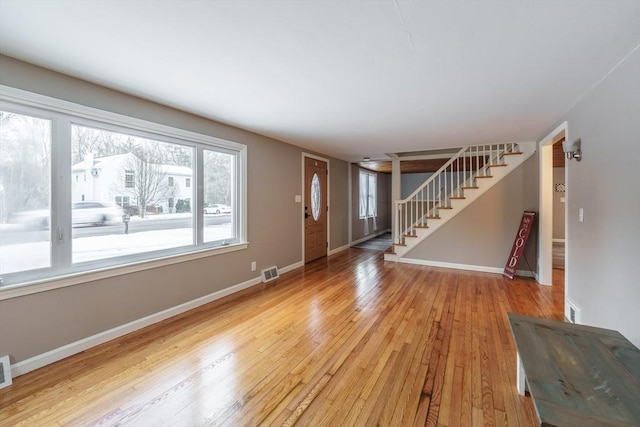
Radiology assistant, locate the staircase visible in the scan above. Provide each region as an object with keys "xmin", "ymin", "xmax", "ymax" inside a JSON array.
[{"xmin": 384, "ymin": 142, "xmax": 536, "ymax": 262}]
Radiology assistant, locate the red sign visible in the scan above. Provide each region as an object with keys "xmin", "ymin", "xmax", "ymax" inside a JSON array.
[{"xmin": 503, "ymin": 211, "xmax": 536, "ymax": 279}]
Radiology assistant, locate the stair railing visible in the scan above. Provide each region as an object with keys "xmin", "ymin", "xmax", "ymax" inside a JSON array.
[{"xmin": 393, "ymin": 143, "xmax": 518, "ymax": 245}]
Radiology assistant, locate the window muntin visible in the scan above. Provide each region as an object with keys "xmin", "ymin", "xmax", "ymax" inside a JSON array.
[
  {"xmin": 0, "ymin": 92, "xmax": 246, "ymax": 289},
  {"xmin": 0, "ymin": 111, "xmax": 52, "ymax": 275},
  {"xmin": 358, "ymin": 170, "xmax": 377, "ymax": 219},
  {"xmin": 124, "ymin": 170, "xmax": 134, "ymax": 188},
  {"xmin": 115, "ymin": 196, "xmax": 130, "ymax": 208}
]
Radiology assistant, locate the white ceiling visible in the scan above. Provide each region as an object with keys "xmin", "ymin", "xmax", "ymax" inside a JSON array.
[{"xmin": 1, "ymin": 1, "xmax": 638, "ymax": 162}]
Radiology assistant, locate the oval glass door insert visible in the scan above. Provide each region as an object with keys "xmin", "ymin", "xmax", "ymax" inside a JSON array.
[{"xmin": 311, "ymin": 173, "xmax": 321, "ymax": 220}]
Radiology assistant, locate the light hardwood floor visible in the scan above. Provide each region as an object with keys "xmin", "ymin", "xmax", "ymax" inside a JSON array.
[{"xmin": 1, "ymin": 249, "xmax": 564, "ymax": 426}]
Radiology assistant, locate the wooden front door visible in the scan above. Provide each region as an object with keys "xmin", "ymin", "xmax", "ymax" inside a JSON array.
[{"xmin": 304, "ymin": 157, "xmax": 328, "ymax": 263}]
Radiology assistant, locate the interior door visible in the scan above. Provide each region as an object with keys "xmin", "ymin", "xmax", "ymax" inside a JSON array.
[{"xmin": 304, "ymin": 157, "xmax": 328, "ymax": 263}]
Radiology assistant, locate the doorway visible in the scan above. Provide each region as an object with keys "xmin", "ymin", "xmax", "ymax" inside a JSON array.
[
  {"xmin": 551, "ymin": 138, "xmax": 566, "ymax": 272},
  {"xmin": 304, "ymin": 156, "xmax": 328, "ymax": 263},
  {"xmin": 539, "ymin": 122, "xmax": 568, "ymax": 316}
]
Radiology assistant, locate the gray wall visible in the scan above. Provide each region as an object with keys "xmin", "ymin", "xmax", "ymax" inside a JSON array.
[
  {"xmin": 350, "ymin": 165, "xmax": 391, "ymax": 242},
  {"xmin": 553, "ymin": 167, "xmax": 566, "ymax": 240},
  {"xmin": 401, "ymin": 172, "xmax": 432, "ymax": 199},
  {"xmin": 404, "ymin": 154, "xmax": 539, "ymax": 272},
  {"xmin": 0, "ymin": 55, "xmax": 349, "ymax": 363},
  {"xmin": 329, "ymin": 160, "xmax": 349, "ymax": 250},
  {"xmin": 556, "ymin": 48, "xmax": 639, "ymax": 346}
]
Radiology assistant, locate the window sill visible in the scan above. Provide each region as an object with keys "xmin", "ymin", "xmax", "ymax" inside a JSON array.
[{"xmin": 0, "ymin": 242, "xmax": 248, "ymax": 301}]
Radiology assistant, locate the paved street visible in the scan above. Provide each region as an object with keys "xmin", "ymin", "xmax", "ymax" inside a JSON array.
[{"xmin": 0, "ymin": 214, "xmax": 231, "ymax": 245}]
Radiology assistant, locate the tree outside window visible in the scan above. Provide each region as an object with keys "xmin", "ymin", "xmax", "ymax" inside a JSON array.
[{"xmin": 0, "ymin": 111, "xmax": 52, "ymax": 274}]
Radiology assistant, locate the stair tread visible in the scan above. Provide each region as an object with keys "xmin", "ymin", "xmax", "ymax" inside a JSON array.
[
  {"xmin": 488, "ymin": 163, "xmax": 507, "ymax": 167},
  {"xmin": 426, "ymin": 216, "xmax": 440, "ymax": 219},
  {"xmin": 415, "ymin": 225, "xmax": 429, "ymax": 229},
  {"xmin": 503, "ymin": 152, "xmax": 523, "ymax": 156},
  {"xmin": 403, "ymin": 234, "xmax": 417, "ymax": 238},
  {"xmin": 450, "ymin": 196, "xmax": 465, "ymax": 199},
  {"xmin": 475, "ymin": 175, "xmax": 493, "ymax": 178},
  {"xmin": 461, "ymin": 186, "xmax": 479, "ymax": 189}
]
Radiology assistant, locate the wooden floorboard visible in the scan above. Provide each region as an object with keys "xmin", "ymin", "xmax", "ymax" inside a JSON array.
[{"xmin": 0, "ymin": 249, "xmax": 564, "ymax": 426}]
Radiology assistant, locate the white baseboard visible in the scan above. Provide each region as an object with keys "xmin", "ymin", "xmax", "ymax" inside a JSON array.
[
  {"xmin": 351, "ymin": 229, "xmax": 391, "ymax": 247},
  {"xmin": 279, "ymin": 261, "xmax": 304, "ymax": 275},
  {"xmin": 329, "ymin": 244, "xmax": 350, "ymax": 256},
  {"xmin": 399, "ymin": 258, "xmax": 535, "ymax": 278},
  {"xmin": 11, "ymin": 260, "xmax": 303, "ymax": 378}
]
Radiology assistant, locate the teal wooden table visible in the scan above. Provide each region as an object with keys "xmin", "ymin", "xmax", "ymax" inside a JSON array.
[{"xmin": 507, "ymin": 313, "xmax": 640, "ymax": 427}]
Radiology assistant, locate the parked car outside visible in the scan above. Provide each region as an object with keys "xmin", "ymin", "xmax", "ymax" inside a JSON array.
[
  {"xmin": 203, "ymin": 204, "xmax": 231, "ymax": 215},
  {"xmin": 12, "ymin": 202, "xmax": 123, "ymax": 229}
]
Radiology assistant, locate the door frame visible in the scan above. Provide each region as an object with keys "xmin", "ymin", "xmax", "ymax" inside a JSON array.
[
  {"xmin": 538, "ymin": 121, "xmax": 569, "ymax": 299},
  {"xmin": 301, "ymin": 153, "xmax": 330, "ymax": 263}
]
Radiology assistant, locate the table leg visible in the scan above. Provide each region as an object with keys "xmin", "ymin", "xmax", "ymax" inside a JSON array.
[{"xmin": 516, "ymin": 351, "xmax": 526, "ymax": 395}]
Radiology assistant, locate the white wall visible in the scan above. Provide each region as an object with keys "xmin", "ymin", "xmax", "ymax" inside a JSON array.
[{"xmin": 556, "ymin": 47, "xmax": 640, "ymax": 346}]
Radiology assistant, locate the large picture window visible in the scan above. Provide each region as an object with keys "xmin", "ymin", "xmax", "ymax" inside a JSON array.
[
  {"xmin": 359, "ymin": 170, "xmax": 377, "ymax": 219},
  {"xmin": 0, "ymin": 88, "xmax": 246, "ymax": 289}
]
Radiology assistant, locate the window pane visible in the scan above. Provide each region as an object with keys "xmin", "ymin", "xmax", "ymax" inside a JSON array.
[
  {"xmin": 203, "ymin": 149, "xmax": 234, "ymax": 244},
  {"xmin": 359, "ymin": 171, "xmax": 367, "ymax": 218},
  {"xmin": 0, "ymin": 111, "xmax": 52, "ymax": 275},
  {"xmin": 368, "ymin": 174, "xmax": 377, "ymax": 217},
  {"xmin": 71, "ymin": 125, "xmax": 194, "ymax": 264}
]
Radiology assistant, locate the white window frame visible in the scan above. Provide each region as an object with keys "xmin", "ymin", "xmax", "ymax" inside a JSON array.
[
  {"xmin": 359, "ymin": 170, "xmax": 377, "ymax": 219},
  {"xmin": 0, "ymin": 85, "xmax": 247, "ymax": 299}
]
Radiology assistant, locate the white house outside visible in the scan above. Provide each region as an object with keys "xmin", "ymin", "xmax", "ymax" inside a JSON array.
[{"xmin": 72, "ymin": 153, "xmax": 193, "ymax": 215}]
